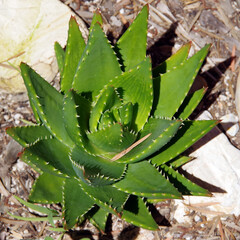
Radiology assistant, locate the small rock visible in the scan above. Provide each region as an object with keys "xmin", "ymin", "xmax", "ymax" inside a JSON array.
[
  {"xmin": 14, "ymin": 113, "xmax": 23, "ymax": 125},
  {"xmin": 220, "ymin": 113, "xmax": 239, "ymax": 136},
  {"xmin": 194, "ymin": 215, "xmax": 201, "ymax": 222},
  {"xmin": 119, "ymin": 8, "xmax": 125, "ymax": 14},
  {"xmin": 110, "ymin": 16, "xmax": 121, "ymax": 27}
]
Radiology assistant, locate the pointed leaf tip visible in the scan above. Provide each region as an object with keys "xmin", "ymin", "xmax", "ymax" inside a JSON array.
[
  {"xmin": 89, "ymin": 9, "xmax": 103, "ymax": 32},
  {"xmin": 61, "ymin": 15, "xmax": 86, "ymax": 92},
  {"xmin": 116, "ymin": 5, "xmax": 149, "ymax": 71}
]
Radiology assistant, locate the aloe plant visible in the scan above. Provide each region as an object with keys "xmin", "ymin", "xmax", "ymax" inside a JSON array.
[{"xmin": 7, "ymin": 5, "xmax": 218, "ymax": 231}]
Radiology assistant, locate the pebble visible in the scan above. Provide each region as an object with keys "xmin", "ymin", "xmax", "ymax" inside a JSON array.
[
  {"xmin": 120, "ymin": 8, "xmax": 125, "ymax": 14},
  {"xmin": 194, "ymin": 215, "xmax": 201, "ymax": 222},
  {"xmin": 14, "ymin": 113, "xmax": 23, "ymax": 125},
  {"xmin": 110, "ymin": 16, "xmax": 121, "ymax": 27}
]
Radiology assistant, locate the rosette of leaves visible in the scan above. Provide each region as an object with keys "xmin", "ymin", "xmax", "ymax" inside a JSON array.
[{"xmin": 7, "ymin": 6, "xmax": 218, "ymax": 231}]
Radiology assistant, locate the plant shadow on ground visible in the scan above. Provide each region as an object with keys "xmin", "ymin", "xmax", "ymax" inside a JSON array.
[
  {"xmin": 59, "ymin": 20, "xmax": 233, "ymax": 240},
  {"xmin": 191, "ymin": 57, "xmax": 234, "ymax": 119},
  {"xmin": 67, "ymin": 229, "xmax": 95, "ymax": 240}
]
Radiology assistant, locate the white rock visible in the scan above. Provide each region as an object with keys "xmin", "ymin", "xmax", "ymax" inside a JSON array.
[
  {"xmin": 0, "ymin": 0, "xmax": 88, "ymax": 92},
  {"xmin": 194, "ymin": 215, "xmax": 201, "ymax": 222},
  {"xmin": 220, "ymin": 113, "xmax": 239, "ymax": 136},
  {"xmin": 173, "ymin": 111, "xmax": 240, "ymax": 223},
  {"xmin": 120, "ymin": 8, "xmax": 125, "ymax": 14},
  {"xmin": 110, "ymin": 16, "xmax": 121, "ymax": 27}
]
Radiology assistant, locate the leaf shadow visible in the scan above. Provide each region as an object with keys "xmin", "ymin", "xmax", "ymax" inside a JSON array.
[
  {"xmin": 179, "ymin": 168, "xmax": 226, "ymax": 193},
  {"xmin": 190, "ymin": 56, "xmax": 234, "ymax": 119},
  {"xmin": 147, "ymin": 22, "xmax": 178, "ymax": 68},
  {"xmin": 66, "ymin": 229, "xmax": 95, "ymax": 240},
  {"xmin": 117, "ymin": 225, "xmax": 140, "ymax": 240}
]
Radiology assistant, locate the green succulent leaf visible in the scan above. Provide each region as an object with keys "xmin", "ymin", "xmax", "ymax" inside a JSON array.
[
  {"xmin": 20, "ymin": 63, "xmax": 41, "ymax": 124},
  {"xmin": 78, "ymin": 179, "xmax": 129, "ymax": 215},
  {"xmin": 87, "ymin": 123, "xmax": 136, "ymax": 153},
  {"xmin": 114, "ymin": 161, "xmax": 181, "ymax": 199},
  {"xmin": 54, "ymin": 42, "xmax": 65, "ymax": 78},
  {"xmin": 168, "ymin": 155, "xmax": 192, "ymax": 169},
  {"xmin": 29, "ymin": 172, "xmax": 64, "ymax": 203},
  {"xmin": 116, "ymin": 5, "xmax": 148, "ymax": 71},
  {"xmin": 108, "ymin": 57, "xmax": 153, "ymax": 131},
  {"xmin": 122, "ymin": 195, "xmax": 158, "ymax": 230},
  {"xmin": 152, "ymin": 42, "xmax": 191, "ymax": 77},
  {"xmin": 151, "ymin": 120, "xmax": 218, "ymax": 165},
  {"xmin": 160, "ymin": 164, "xmax": 211, "ymax": 196},
  {"xmin": 61, "ymin": 16, "xmax": 86, "ymax": 92},
  {"xmin": 6, "ymin": 125, "xmax": 52, "ymax": 147},
  {"xmin": 20, "ymin": 63, "xmax": 74, "ymax": 147},
  {"xmin": 90, "ymin": 10, "xmax": 103, "ymax": 32},
  {"xmin": 21, "ymin": 138, "xmax": 75, "ymax": 177},
  {"xmin": 98, "ymin": 109, "xmax": 116, "ymax": 129},
  {"xmin": 154, "ymin": 44, "xmax": 210, "ymax": 118},
  {"xmin": 90, "ymin": 207, "xmax": 109, "ymax": 232},
  {"xmin": 175, "ymin": 88, "xmax": 206, "ymax": 119},
  {"xmin": 115, "ymin": 118, "xmax": 181, "ymax": 163},
  {"xmin": 63, "ymin": 90, "xmax": 92, "ymax": 147},
  {"xmin": 63, "ymin": 178, "xmax": 94, "ymax": 229},
  {"xmin": 90, "ymin": 86, "xmax": 121, "ymax": 132},
  {"xmin": 70, "ymin": 145, "xmax": 126, "ymax": 179},
  {"xmin": 118, "ymin": 102, "xmax": 134, "ymax": 127},
  {"xmin": 72, "ymin": 24, "xmax": 122, "ymax": 98}
]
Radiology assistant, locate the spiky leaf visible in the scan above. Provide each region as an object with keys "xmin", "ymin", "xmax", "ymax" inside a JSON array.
[
  {"xmin": 115, "ymin": 118, "xmax": 181, "ymax": 163},
  {"xmin": 72, "ymin": 24, "xmax": 122, "ymax": 97},
  {"xmin": 21, "ymin": 138, "xmax": 75, "ymax": 177},
  {"xmin": 29, "ymin": 172, "xmax": 64, "ymax": 203},
  {"xmin": 160, "ymin": 164, "xmax": 211, "ymax": 196},
  {"xmin": 78, "ymin": 179, "xmax": 129, "ymax": 215},
  {"xmin": 151, "ymin": 120, "xmax": 218, "ymax": 165},
  {"xmin": 154, "ymin": 45, "xmax": 210, "ymax": 118},
  {"xmin": 6, "ymin": 125, "xmax": 52, "ymax": 147},
  {"xmin": 90, "ymin": 208, "xmax": 109, "ymax": 232},
  {"xmin": 108, "ymin": 57, "xmax": 153, "ymax": 131},
  {"xmin": 116, "ymin": 5, "xmax": 148, "ymax": 71},
  {"xmin": 70, "ymin": 145, "xmax": 126, "ymax": 179},
  {"xmin": 122, "ymin": 196, "xmax": 158, "ymax": 230},
  {"xmin": 89, "ymin": 86, "xmax": 121, "ymax": 132},
  {"xmin": 152, "ymin": 42, "xmax": 191, "ymax": 77},
  {"xmin": 20, "ymin": 63, "xmax": 74, "ymax": 147},
  {"xmin": 89, "ymin": 10, "xmax": 103, "ymax": 32},
  {"xmin": 63, "ymin": 178, "xmax": 94, "ymax": 229},
  {"xmin": 54, "ymin": 42, "xmax": 65, "ymax": 78},
  {"xmin": 114, "ymin": 161, "xmax": 181, "ymax": 199},
  {"xmin": 87, "ymin": 123, "xmax": 136, "ymax": 153},
  {"xmin": 61, "ymin": 17, "xmax": 86, "ymax": 92},
  {"xmin": 168, "ymin": 155, "xmax": 192, "ymax": 169},
  {"xmin": 175, "ymin": 88, "xmax": 206, "ymax": 119}
]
